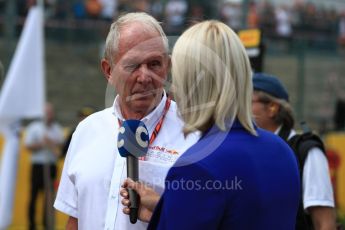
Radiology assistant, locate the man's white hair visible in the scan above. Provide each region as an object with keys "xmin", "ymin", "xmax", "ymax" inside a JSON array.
[{"xmin": 104, "ymin": 12, "xmax": 169, "ymax": 65}]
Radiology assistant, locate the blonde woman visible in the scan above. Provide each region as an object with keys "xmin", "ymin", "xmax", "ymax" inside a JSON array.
[{"xmin": 121, "ymin": 20, "xmax": 300, "ymax": 229}]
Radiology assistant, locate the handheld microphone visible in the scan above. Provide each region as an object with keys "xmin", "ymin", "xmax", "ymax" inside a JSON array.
[{"xmin": 117, "ymin": 120, "xmax": 149, "ymax": 224}]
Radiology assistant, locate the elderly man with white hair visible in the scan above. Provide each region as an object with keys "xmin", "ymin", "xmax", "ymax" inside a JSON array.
[{"xmin": 54, "ymin": 12, "xmax": 199, "ymax": 230}]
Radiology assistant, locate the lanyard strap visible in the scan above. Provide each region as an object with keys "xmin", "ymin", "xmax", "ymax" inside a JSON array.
[
  {"xmin": 117, "ymin": 97, "xmax": 171, "ymax": 159},
  {"xmin": 149, "ymin": 97, "xmax": 171, "ymax": 145}
]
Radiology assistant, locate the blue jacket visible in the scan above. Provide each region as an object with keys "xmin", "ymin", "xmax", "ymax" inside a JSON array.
[{"xmin": 148, "ymin": 120, "xmax": 300, "ymax": 230}]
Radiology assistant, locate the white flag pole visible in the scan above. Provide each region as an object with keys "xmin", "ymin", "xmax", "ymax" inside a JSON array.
[{"xmin": 0, "ymin": 122, "xmax": 21, "ymax": 230}]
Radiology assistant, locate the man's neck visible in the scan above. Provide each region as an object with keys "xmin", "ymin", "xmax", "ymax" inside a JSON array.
[
  {"xmin": 121, "ymin": 109, "xmax": 150, "ymax": 120},
  {"xmin": 121, "ymin": 101, "xmax": 158, "ymax": 120}
]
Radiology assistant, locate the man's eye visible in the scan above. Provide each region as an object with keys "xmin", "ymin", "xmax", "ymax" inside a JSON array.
[
  {"xmin": 125, "ymin": 64, "xmax": 138, "ymax": 72},
  {"xmin": 149, "ymin": 61, "xmax": 162, "ymax": 68}
]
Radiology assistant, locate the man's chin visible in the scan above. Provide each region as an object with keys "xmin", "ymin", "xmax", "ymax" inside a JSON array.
[
  {"xmin": 128, "ymin": 92, "xmax": 156, "ymax": 101},
  {"xmin": 132, "ymin": 98, "xmax": 155, "ymax": 108},
  {"xmin": 134, "ymin": 96, "xmax": 161, "ymax": 110}
]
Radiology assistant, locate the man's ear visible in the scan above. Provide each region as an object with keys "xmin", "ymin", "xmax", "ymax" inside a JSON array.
[
  {"xmin": 101, "ymin": 58, "xmax": 112, "ymax": 83},
  {"xmin": 268, "ymin": 102, "xmax": 279, "ymax": 118}
]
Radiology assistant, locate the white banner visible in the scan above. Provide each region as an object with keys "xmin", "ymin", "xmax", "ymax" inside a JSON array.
[
  {"xmin": 0, "ymin": 6, "xmax": 45, "ymax": 229},
  {"xmin": 0, "ymin": 6, "xmax": 44, "ymax": 124}
]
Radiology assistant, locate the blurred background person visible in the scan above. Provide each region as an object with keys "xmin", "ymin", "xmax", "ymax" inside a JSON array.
[
  {"xmin": 85, "ymin": 0, "xmax": 102, "ymax": 19},
  {"xmin": 275, "ymin": 5, "xmax": 292, "ymax": 37},
  {"xmin": 252, "ymin": 73, "xmax": 336, "ymax": 230},
  {"xmin": 24, "ymin": 102, "xmax": 64, "ymax": 230},
  {"xmin": 99, "ymin": 0, "xmax": 118, "ymax": 21},
  {"xmin": 164, "ymin": 0, "xmax": 188, "ymax": 35},
  {"xmin": 247, "ymin": 1, "xmax": 259, "ymax": 29},
  {"xmin": 339, "ymin": 11, "xmax": 345, "ymax": 47},
  {"xmin": 220, "ymin": 0, "xmax": 242, "ymax": 32}
]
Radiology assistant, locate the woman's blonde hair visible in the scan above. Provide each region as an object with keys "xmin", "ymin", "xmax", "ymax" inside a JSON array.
[{"xmin": 171, "ymin": 20, "xmax": 256, "ymax": 135}]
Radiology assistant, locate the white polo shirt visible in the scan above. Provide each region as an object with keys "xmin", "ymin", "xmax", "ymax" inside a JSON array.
[
  {"xmin": 276, "ymin": 128, "xmax": 335, "ymax": 211},
  {"xmin": 302, "ymin": 147, "xmax": 335, "ymax": 210},
  {"xmin": 54, "ymin": 93, "xmax": 199, "ymax": 230}
]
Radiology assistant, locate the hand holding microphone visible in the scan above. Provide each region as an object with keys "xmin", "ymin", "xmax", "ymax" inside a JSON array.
[
  {"xmin": 120, "ymin": 178, "xmax": 160, "ymax": 223},
  {"xmin": 117, "ymin": 120, "xmax": 149, "ymax": 224}
]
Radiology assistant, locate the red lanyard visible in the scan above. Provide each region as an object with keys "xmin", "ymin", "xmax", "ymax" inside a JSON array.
[
  {"xmin": 148, "ymin": 97, "xmax": 171, "ymax": 145},
  {"xmin": 118, "ymin": 97, "xmax": 171, "ymax": 159}
]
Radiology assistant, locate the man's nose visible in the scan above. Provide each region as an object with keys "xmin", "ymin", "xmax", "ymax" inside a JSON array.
[{"xmin": 136, "ymin": 65, "xmax": 152, "ymax": 84}]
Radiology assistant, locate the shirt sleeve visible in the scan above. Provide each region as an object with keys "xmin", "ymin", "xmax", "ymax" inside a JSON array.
[
  {"xmin": 302, "ymin": 147, "xmax": 335, "ymax": 210},
  {"xmin": 54, "ymin": 131, "xmax": 79, "ymax": 218},
  {"xmin": 150, "ymin": 162, "xmax": 226, "ymax": 230}
]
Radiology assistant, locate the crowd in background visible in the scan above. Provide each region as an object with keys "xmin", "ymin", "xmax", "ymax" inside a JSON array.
[{"xmin": 0, "ymin": 0, "xmax": 344, "ymax": 46}]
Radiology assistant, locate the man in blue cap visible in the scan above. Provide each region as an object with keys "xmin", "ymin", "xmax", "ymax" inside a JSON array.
[{"xmin": 252, "ymin": 73, "xmax": 336, "ymax": 230}]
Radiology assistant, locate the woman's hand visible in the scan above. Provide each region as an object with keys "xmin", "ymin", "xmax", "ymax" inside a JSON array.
[{"xmin": 120, "ymin": 178, "xmax": 160, "ymax": 223}]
